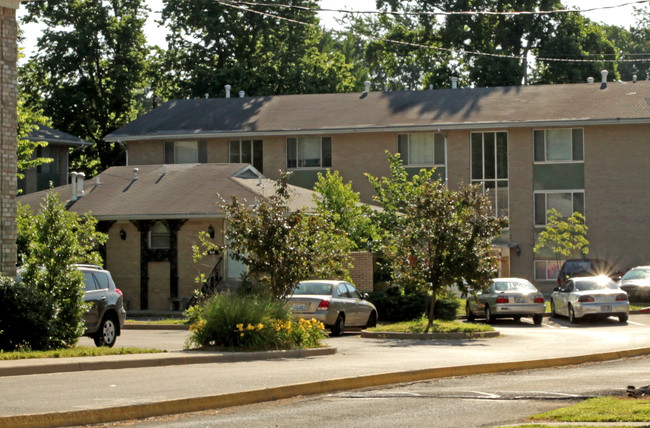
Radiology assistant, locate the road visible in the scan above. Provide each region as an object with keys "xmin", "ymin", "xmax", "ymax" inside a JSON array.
[{"xmin": 78, "ymin": 354, "xmax": 650, "ymax": 427}]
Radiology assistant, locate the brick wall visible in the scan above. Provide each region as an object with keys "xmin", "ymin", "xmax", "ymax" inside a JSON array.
[
  {"xmin": 106, "ymin": 222, "xmax": 141, "ymax": 310},
  {"xmin": 0, "ymin": 6, "xmax": 17, "ymax": 276},
  {"xmin": 349, "ymin": 251, "xmax": 374, "ymax": 292}
]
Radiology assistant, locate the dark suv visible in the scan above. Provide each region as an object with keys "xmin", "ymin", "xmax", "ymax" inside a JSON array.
[
  {"xmin": 78, "ymin": 264, "xmax": 126, "ymax": 347},
  {"xmin": 557, "ymin": 259, "xmax": 617, "ymax": 285}
]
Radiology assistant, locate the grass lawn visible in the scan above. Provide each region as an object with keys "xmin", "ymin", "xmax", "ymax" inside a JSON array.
[
  {"xmin": 0, "ymin": 346, "xmax": 165, "ymax": 360},
  {"xmin": 367, "ymin": 316, "xmax": 494, "ymax": 334}
]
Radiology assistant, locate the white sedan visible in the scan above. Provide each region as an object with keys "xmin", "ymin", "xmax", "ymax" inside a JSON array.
[{"xmin": 551, "ymin": 276, "xmax": 629, "ymax": 323}]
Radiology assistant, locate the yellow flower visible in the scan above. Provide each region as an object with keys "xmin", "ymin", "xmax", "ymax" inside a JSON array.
[
  {"xmin": 240, "ymin": 333, "xmax": 244, "ymax": 337},
  {"xmin": 256, "ymin": 323, "xmax": 264, "ymax": 330},
  {"xmin": 246, "ymin": 323, "xmax": 255, "ymax": 331},
  {"xmin": 236, "ymin": 323, "xmax": 244, "ymax": 331}
]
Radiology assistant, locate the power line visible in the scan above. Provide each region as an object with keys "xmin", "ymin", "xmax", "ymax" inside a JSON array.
[
  {"xmin": 215, "ymin": 0, "xmax": 650, "ymax": 64},
  {"xmin": 221, "ymin": 0, "xmax": 650, "ymax": 17}
]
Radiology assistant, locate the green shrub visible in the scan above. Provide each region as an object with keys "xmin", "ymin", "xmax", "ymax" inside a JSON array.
[
  {"xmin": 185, "ymin": 292, "xmax": 326, "ymax": 350},
  {"xmin": 0, "ymin": 275, "xmax": 55, "ymax": 351},
  {"xmin": 368, "ymin": 286, "xmax": 461, "ymax": 322}
]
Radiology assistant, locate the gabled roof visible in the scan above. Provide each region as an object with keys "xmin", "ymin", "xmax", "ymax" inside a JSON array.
[
  {"xmin": 17, "ymin": 164, "xmax": 319, "ymax": 220},
  {"xmin": 105, "ymin": 81, "xmax": 650, "ymax": 142},
  {"xmin": 27, "ymin": 124, "xmax": 91, "ymax": 147}
]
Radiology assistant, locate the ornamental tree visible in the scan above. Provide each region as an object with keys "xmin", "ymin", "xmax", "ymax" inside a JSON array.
[{"xmin": 533, "ymin": 208, "xmax": 589, "ymax": 263}]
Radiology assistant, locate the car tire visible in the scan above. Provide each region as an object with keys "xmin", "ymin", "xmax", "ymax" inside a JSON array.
[
  {"xmin": 466, "ymin": 303, "xmax": 476, "ymax": 322},
  {"xmin": 533, "ymin": 314, "xmax": 543, "ymax": 325},
  {"xmin": 568, "ymin": 305, "xmax": 578, "ymax": 324},
  {"xmin": 551, "ymin": 299, "xmax": 557, "ymax": 317},
  {"xmin": 94, "ymin": 316, "xmax": 118, "ymax": 347},
  {"xmin": 619, "ymin": 314, "xmax": 629, "ymax": 323},
  {"xmin": 330, "ymin": 314, "xmax": 345, "ymax": 336},
  {"xmin": 485, "ymin": 305, "xmax": 494, "ymax": 324},
  {"xmin": 366, "ymin": 311, "xmax": 377, "ymax": 328}
]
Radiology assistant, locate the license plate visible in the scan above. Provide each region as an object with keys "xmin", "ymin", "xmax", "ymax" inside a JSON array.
[
  {"xmin": 601, "ymin": 305, "xmax": 612, "ymax": 312},
  {"xmin": 292, "ymin": 303, "xmax": 308, "ymax": 311},
  {"xmin": 515, "ymin": 296, "xmax": 528, "ymax": 303}
]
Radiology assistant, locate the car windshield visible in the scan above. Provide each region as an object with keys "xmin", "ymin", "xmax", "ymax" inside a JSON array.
[
  {"xmin": 622, "ymin": 268, "xmax": 650, "ymax": 280},
  {"xmin": 494, "ymin": 280, "xmax": 536, "ymax": 292},
  {"xmin": 292, "ymin": 282, "xmax": 333, "ymax": 296},
  {"xmin": 575, "ymin": 278, "xmax": 618, "ymax": 291}
]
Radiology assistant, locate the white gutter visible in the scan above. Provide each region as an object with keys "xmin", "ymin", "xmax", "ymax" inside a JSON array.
[
  {"xmin": 73, "ymin": 213, "xmax": 228, "ymax": 221},
  {"xmin": 104, "ymin": 118, "xmax": 650, "ymax": 142}
]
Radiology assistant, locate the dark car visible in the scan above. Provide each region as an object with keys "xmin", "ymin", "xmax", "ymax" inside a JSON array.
[
  {"xmin": 618, "ymin": 266, "xmax": 650, "ymax": 302},
  {"xmin": 17, "ymin": 264, "xmax": 126, "ymax": 347},
  {"xmin": 557, "ymin": 259, "xmax": 617, "ymax": 285}
]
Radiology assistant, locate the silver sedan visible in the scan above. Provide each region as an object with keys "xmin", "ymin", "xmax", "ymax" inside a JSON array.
[
  {"xmin": 551, "ymin": 276, "xmax": 629, "ymax": 323},
  {"xmin": 287, "ymin": 280, "xmax": 378, "ymax": 336},
  {"xmin": 466, "ymin": 278, "xmax": 546, "ymax": 325}
]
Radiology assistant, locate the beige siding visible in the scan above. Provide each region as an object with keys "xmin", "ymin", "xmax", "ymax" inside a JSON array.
[
  {"xmin": 127, "ymin": 140, "xmax": 164, "ymax": 165},
  {"xmin": 106, "ymin": 222, "xmax": 141, "ymax": 310}
]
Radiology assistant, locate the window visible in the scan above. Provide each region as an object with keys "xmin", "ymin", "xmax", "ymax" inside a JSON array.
[
  {"xmin": 286, "ymin": 137, "xmax": 331, "ymax": 168},
  {"xmin": 534, "ymin": 191, "xmax": 584, "ymax": 225},
  {"xmin": 471, "ymin": 132, "xmax": 509, "ymax": 217},
  {"xmin": 397, "ymin": 133, "xmax": 445, "ymax": 165},
  {"xmin": 149, "ymin": 222, "xmax": 170, "ymax": 249},
  {"xmin": 82, "ymin": 272, "xmax": 98, "ymax": 291},
  {"xmin": 164, "ymin": 141, "xmax": 207, "ymax": 164},
  {"xmin": 534, "ymin": 129, "xmax": 583, "ymax": 162},
  {"xmin": 534, "ymin": 260, "xmax": 563, "ymax": 281},
  {"xmin": 229, "ymin": 139, "xmax": 263, "ymax": 172}
]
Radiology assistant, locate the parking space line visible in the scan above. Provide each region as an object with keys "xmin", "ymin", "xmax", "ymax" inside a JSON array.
[{"xmin": 628, "ymin": 321, "xmax": 645, "ymax": 326}]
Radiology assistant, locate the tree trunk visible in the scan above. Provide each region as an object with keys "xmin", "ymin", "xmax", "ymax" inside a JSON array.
[{"xmin": 424, "ymin": 290, "xmax": 437, "ymax": 333}]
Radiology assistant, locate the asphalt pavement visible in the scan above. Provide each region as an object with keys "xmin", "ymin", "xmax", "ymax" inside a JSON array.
[{"xmin": 2, "ymin": 315, "xmax": 650, "ymax": 428}]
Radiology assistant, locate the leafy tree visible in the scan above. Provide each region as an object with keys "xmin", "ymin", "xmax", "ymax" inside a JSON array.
[
  {"xmin": 19, "ymin": 194, "xmax": 108, "ymax": 348},
  {"xmin": 533, "ymin": 208, "xmax": 589, "ymax": 264},
  {"xmin": 313, "ymin": 170, "xmax": 380, "ymax": 251},
  {"xmin": 367, "ymin": 154, "xmax": 506, "ymax": 332},
  {"xmin": 194, "ymin": 174, "xmax": 353, "ymax": 301},
  {"xmin": 160, "ymin": 0, "xmax": 355, "ymax": 98},
  {"xmin": 19, "ymin": 0, "xmax": 150, "ymax": 174}
]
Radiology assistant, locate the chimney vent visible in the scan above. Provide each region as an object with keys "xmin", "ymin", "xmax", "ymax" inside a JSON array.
[
  {"xmin": 95, "ymin": 176, "xmax": 101, "ymax": 185},
  {"xmin": 601, "ymin": 69, "xmax": 608, "ymax": 82},
  {"xmin": 76, "ymin": 172, "xmax": 85, "ymax": 198},
  {"xmin": 239, "ymin": 90, "xmax": 245, "ymax": 98},
  {"xmin": 70, "ymin": 172, "xmax": 78, "ymax": 202},
  {"xmin": 363, "ymin": 81, "xmax": 371, "ymax": 93},
  {"xmin": 587, "ymin": 77, "xmax": 595, "ymax": 84},
  {"xmin": 133, "ymin": 168, "xmax": 139, "ymax": 181},
  {"xmin": 451, "ymin": 77, "xmax": 458, "ymax": 89},
  {"xmin": 225, "ymin": 85, "xmax": 231, "ymax": 98},
  {"xmin": 205, "ymin": 93, "xmax": 209, "ymax": 99},
  {"xmin": 162, "ymin": 165, "xmax": 167, "ymax": 174},
  {"xmin": 633, "ymin": 74, "xmax": 638, "ymax": 83}
]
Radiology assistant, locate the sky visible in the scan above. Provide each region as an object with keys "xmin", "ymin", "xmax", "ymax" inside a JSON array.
[{"xmin": 17, "ymin": 0, "xmax": 647, "ymax": 59}]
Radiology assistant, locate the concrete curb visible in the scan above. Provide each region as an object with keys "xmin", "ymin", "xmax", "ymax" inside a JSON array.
[
  {"xmin": 4, "ymin": 346, "xmax": 650, "ymax": 428},
  {"xmin": 0, "ymin": 347, "xmax": 337, "ymax": 378},
  {"xmin": 123, "ymin": 323, "xmax": 189, "ymax": 330},
  {"xmin": 360, "ymin": 330, "xmax": 500, "ymax": 340}
]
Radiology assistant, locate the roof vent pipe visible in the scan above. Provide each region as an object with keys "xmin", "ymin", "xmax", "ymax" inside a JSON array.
[
  {"xmin": 239, "ymin": 90, "xmax": 245, "ymax": 98},
  {"xmin": 205, "ymin": 93, "xmax": 209, "ymax": 99},
  {"xmin": 587, "ymin": 77, "xmax": 594, "ymax": 84},
  {"xmin": 451, "ymin": 77, "xmax": 458, "ymax": 89},
  {"xmin": 133, "ymin": 168, "xmax": 139, "ymax": 181},
  {"xmin": 76, "ymin": 172, "xmax": 85, "ymax": 198},
  {"xmin": 633, "ymin": 74, "xmax": 637, "ymax": 83},
  {"xmin": 225, "ymin": 85, "xmax": 231, "ymax": 98},
  {"xmin": 363, "ymin": 81, "xmax": 371, "ymax": 93},
  {"xmin": 601, "ymin": 69, "xmax": 608, "ymax": 83},
  {"xmin": 95, "ymin": 176, "xmax": 101, "ymax": 185},
  {"xmin": 70, "ymin": 172, "xmax": 78, "ymax": 202}
]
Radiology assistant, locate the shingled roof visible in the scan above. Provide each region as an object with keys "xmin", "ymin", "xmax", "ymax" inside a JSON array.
[
  {"xmin": 105, "ymin": 81, "xmax": 650, "ymax": 142},
  {"xmin": 17, "ymin": 164, "xmax": 318, "ymax": 220},
  {"xmin": 27, "ymin": 124, "xmax": 91, "ymax": 147}
]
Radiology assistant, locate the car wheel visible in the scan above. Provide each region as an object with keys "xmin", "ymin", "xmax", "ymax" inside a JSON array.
[
  {"xmin": 94, "ymin": 316, "xmax": 117, "ymax": 347},
  {"xmin": 533, "ymin": 314, "xmax": 543, "ymax": 325},
  {"xmin": 568, "ymin": 305, "xmax": 578, "ymax": 324},
  {"xmin": 485, "ymin": 305, "xmax": 494, "ymax": 324},
  {"xmin": 366, "ymin": 311, "xmax": 377, "ymax": 328},
  {"xmin": 550, "ymin": 299, "xmax": 557, "ymax": 317},
  {"xmin": 619, "ymin": 314, "xmax": 629, "ymax": 323},
  {"xmin": 330, "ymin": 314, "xmax": 345, "ymax": 336},
  {"xmin": 466, "ymin": 303, "xmax": 476, "ymax": 322}
]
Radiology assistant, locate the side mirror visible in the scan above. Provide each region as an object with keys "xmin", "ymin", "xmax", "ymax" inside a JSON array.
[
  {"xmin": 553, "ymin": 287, "xmax": 560, "ymax": 292},
  {"xmin": 362, "ymin": 292, "xmax": 370, "ymax": 300}
]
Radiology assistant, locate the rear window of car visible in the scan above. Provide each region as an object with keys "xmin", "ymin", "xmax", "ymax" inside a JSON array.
[
  {"xmin": 575, "ymin": 278, "xmax": 618, "ymax": 291},
  {"xmin": 494, "ymin": 280, "xmax": 536, "ymax": 291},
  {"xmin": 292, "ymin": 282, "xmax": 333, "ymax": 295},
  {"xmin": 93, "ymin": 272, "xmax": 110, "ymax": 289},
  {"xmin": 622, "ymin": 268, "xmax": 650, "ymax": 280}
]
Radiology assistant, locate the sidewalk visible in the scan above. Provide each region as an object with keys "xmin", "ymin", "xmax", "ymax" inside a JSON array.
[{"xmin": 2, "ymin": 324, "xmax": 650, "ymax": 428}]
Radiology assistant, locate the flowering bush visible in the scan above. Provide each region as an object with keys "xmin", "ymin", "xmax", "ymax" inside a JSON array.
[{"xmin": 185, "ymin": 292, "xmax": 326, "ymax": 350}]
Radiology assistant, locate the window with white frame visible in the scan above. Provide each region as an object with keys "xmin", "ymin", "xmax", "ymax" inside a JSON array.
[
  {"xmin": 534, "ymin": 191, "xmax": 584, "ymax": 226},
  {"xmin": 397, "ymin": 133, "xmax": 445, "ymax": 166},
  {"xmin": 229, "ymin": 139, "xmax": 263, "ymax": 172},
  {"xmin": 534, "ymin": 259, "xmax": 563, "ymax": 281},
  {"xmin": 534, "ymin": 128, "xmax": 583, "ymax": 162},
  {"xmin": 471, "ymin": 131, "xmax": 509, "ymax": 218},
  {"xmin": 149, "ymin": 222, "xmax": 170, "ymax": 249},
  {"xmin": 286, "ymin": 136, "xmax": 331, "ymax": 168},
  {"xmin": 164, "ymin": 141, "xmax": 207, "ymax": 164}
]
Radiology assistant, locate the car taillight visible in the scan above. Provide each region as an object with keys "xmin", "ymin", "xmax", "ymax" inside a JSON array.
[
  {"xmin": 115, "ymin": 288, "xmax": 123, "ymax": 297},
  {"xmin": 578, "ymin": 295, "xmax": 594, "ymax": 302},
  {"xmin": 534, "ymin": 296, "xmax": 545, "ymax": 303},
  {"xmin": 616, "ymin": 294, "xmax": 628, "ymax": 301},
  {"xmin": 317, "ymin": 300, "xmax": 330, "ymax": 311},
  {"xmin": 495, "ymin": 295, "xmax": 509, "ymax": 304}
]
